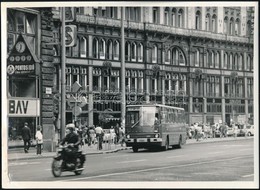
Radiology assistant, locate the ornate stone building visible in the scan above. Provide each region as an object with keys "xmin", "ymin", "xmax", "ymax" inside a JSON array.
[{"xmin": 6, "ymin": 6, "xmax": 254, "ymax": 151}]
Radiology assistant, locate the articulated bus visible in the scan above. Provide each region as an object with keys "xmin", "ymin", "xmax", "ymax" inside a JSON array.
[{"xmin": 125, "ymin": 104, "xmax": 188, "ymax": 152}]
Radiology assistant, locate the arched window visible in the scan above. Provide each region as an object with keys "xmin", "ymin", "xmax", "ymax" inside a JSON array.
[
  {"xmin": 179, "ymin": 51, "xmax": 186, "ymax": 66},
  {"xmin": 235, "ymin": 18, "xmax": 240, "ymax": 35},
  {"xmin": 224, "ymin": 52, "xmax": 228, "ymax": 68},
  {"xmin": 247, "ymin": 55, "xmax": 252, "ymax": 71},
  {"xmin": 211, "ymin": 51, "xmax": 215, "ymax": 67},
  {"xmin": 164, "ymin": 7, "xmax": 170, "ymax": 25},
  {"xmin": 131, "ymin": 42, "xmax": 137, "ymax": 61},
  {"xmin": 165, "ymin": 49, "xmax": 171, "ymax": 64},
  {"xmin": 229, "ymin": 53, "xmax": 233, "ymax": 69},
  {"xmin": 178, "ymin": 9, "xmax": 184, "ymax": 28},
  {"xmin": 195, "ymin": 11, "xmax": 201, "ymax": 30},
  {"xmin": 172, "ymin": 47, "xmax": 178, "ymax": 65},
  {"xmin": 93, "ymin": 38, "xmax": 99, "ymax": 58},
  {"xmin": 224, "ymin": 17, "xmax": 228, "ymax": 34},
  {"xmin": 212, "ymin": 14, "xmax": 217, "ymax": 32},
  {"xmin": 152, "ymin": 45, "xmax": 158, "ymax": 63},
  {"xmin": 205, "ymin": 14, "xmax": 210, "ymax": 31},
  {"xmin": 171, "ymin": 8, "xmax": 176, "ymax": 26},
  {"xmin": 195, "ymin": 49, "xmax": 200, "ymax": 66},
  {"xmin": 113, "ymin": 40, "xmax": 120, "ymax": 60},
  {"xmin": 229, "ymin": 17, "xmax": 234, "ymax": 35},
  {"xmin": 215, "ymin": 51, "xmax": 220, "ymax": 68},
  {"xmin": 107, "ymin": 40, "xmax": 113, "ymax": 60},
  {"xmin": 238, "ymin": 54, "xmax": 243, "ymax": 70},
  {"xmin": 100, "ymin": 38, "xmax": 106, "ymax": 59},
  {"xmin": 125, "ymin": 41, "xmax": 131, "ymax": 61},
  {"xmin": 80, "ymin": 37, "xmax": 87, "ymax": 58},
  {"xmin": 72, "ymin": 37, "xmax": 80, "ymax": 57},
  {"xmin": 234, "ymin": 54, "xmax": 238, "ymax": 70},
  {"xmin": 137, "ymin": 43, "xmax": 143, "ymax": 62}
]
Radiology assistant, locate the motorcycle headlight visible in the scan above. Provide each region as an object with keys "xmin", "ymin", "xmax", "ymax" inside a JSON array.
[
  {"xmin": 126, "ymin": 135, "xmax": 130, "ymax": 139},
  {"xmin": 155, "ymin": 134, "xmax": 159, "ymax": 138}
]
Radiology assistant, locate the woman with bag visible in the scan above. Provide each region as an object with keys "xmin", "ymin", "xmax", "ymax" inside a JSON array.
[{"xmin": 35, "ymin": 125, "xmax": 43, "ymax": 155}]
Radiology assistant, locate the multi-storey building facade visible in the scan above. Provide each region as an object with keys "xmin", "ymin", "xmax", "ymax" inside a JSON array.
[{"xmin": 6, "ymin": 6, "xmax": 254, "ymax": 151}]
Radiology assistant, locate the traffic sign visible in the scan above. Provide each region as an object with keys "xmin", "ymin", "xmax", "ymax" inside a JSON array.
[{"xmin": 72, "ymin": 106, "xmax": 82, "ymax": 116}]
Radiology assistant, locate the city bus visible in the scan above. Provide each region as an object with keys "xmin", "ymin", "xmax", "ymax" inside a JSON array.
[{"xmin": 125, "ymin": 104, "xmax": 188, "ymax": 152}]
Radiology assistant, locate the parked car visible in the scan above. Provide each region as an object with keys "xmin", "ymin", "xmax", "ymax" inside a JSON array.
[
  {"xmin": 226, "ymin": 127, "xmax": 235, "ymax": 136},
  {"xmin": 237, "ymin": 124, "xmax": 247, "ymax": 136},
  {"xmin": 246, "ymin": 125, "xmax": 254, "ymax": 136}
]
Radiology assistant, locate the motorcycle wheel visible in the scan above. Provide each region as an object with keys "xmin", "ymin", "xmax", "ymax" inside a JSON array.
[
  {"xmin": 52, "ymin": 159, "xmax": 62, "ymax": 177},
  {"xmin": 74, "ymin": 158, "xmax": 83, "ymax": 175}
]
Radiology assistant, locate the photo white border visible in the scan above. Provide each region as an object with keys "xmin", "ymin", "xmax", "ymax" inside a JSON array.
[{"xmin": 1, "ymin": 1, "xmax": 259, "ymax": 189}]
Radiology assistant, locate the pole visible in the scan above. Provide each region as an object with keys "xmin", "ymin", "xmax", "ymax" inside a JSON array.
[
  {"xmin": 121, "ymin": 7, "xmax": 126, "ymax": 129},
  {"xmin": 61, "ymin": 7, "xmax": 66, "ymax": 139}
]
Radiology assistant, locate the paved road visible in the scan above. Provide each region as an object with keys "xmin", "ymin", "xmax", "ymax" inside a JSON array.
[{"xmin": 7, "ymin": 138, "xmax": 254, "ymax": 184}]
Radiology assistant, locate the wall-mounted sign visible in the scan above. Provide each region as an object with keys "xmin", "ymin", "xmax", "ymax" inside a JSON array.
[
  {"xmin": 65, "ymin": 25, "xmax": 77, "ymax": 47},
  {"xmin": 8, "ymin": 98, "xmax": 40, "ymax": 117},
  {"xmin": 7, "ymin": 34, "xmax": 39, "ymax": 75}
]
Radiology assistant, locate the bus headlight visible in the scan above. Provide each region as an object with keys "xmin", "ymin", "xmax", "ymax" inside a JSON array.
[
  {"xmin": 126, "ymin": 135, "xmax": 130, "ymax": 139},
  {"xmin": 155, "ymin": 134, "xmax": 159, "ymax": 138}
]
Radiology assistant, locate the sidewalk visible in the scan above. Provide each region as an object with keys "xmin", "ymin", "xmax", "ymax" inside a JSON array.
[{"xmin": 7, "ymin": 136, "xmax": 253, "ymax": 161}]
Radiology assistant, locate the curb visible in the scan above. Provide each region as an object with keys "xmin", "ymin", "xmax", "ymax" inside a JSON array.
[
  {"xmin": 8, "ymin": 147, "xmax": 132, "ymax": 161},
  {"xmin": 8, "ymin": 137, "xmax": 252, "ymax": 161}
]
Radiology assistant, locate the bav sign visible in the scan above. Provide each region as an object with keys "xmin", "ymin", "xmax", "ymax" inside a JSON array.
[
  {"xmin": 7, "ymin": 34, "xmax": 39, "ymax": 75},
  {"xmin": 8, "ymin": 98, "xmax": 40, "ymax": 117}
]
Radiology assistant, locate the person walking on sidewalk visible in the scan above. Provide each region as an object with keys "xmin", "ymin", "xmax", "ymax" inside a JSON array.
[
  {"xmin": 95, "ymin": 125, "xmax": 104, "ymax": 150},
  {"xmin": 35, "ymin": 125, "xmax": 43, "ymax": 155},
  {"xmin": 21, "ymin": 122, "xmax": 31, "ymax": 153}
]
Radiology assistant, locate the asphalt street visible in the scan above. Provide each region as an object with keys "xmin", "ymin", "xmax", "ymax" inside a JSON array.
[{"xmin": 7, "ymin": 138, "xmax": 254, "ymax": 184}]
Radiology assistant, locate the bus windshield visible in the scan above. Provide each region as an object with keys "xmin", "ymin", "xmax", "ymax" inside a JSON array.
[{"xmin": 126, "ymin": 106, "xmax": 157, "ymax": 127}]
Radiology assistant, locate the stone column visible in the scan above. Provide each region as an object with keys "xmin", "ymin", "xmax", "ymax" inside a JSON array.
[
  {"xmin": 221, "ymin": 75, "xmax": 225, "ymax": 123},
  {"xmin": 40, "ymin": 8, "xmax": 56, "ymax": 152},
  {"xmin": 161, "ymin": 74, "xmax": 165, "ymax": 105},
  {"xmin": 244, "ymin": 77, "xmax": 249, "ymax": 122},
  {"xmin": 88, "ymin": 61, "xmax": 93, "ymax": 127}
]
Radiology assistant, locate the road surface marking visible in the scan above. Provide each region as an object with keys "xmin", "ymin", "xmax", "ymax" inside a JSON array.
[
  {"xmin": 104, "ymin": 155, "xmax": 129, "ymax": 159},
  {"xmin": 9, "ymin": 161, "xmax": 40, "ymax": 166},
  {"xmin": 193, "ymin": 172, "xmax": 216, "ymax": 175},
  {"xmin": 207, "ymin": 151, "xmax": 224, "ymax": 154},
  {"xmin": 56, "ymin": 155, "xmax": 253, "ymax": 181},
  {"xmin": 118, "ymin": 159, "xmax": 146, "ymax": 164},
  {"xmin": 167, "ymin": 155, "xmax": 185, "ymax": 158},
  {"xmin": 242, "ymin": 174, "xmax": 254, "ymax": 178}
]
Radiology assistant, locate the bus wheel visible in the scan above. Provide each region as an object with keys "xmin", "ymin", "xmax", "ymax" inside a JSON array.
[
  {"xmin": 177, "ymin": 135, "xmax": 182, "ymax": 149},
  {"xmin": 163, "ymin": 137, "xmax": 169, "ymax": 151},
  {"xmin": 132, "ymin": 146, "xmax": 138, "ymax": 152}
]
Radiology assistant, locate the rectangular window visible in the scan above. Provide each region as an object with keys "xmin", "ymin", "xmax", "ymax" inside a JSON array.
[{"xmin": 153, "ymin": 8, "xmax": 158, "ymax": 23}]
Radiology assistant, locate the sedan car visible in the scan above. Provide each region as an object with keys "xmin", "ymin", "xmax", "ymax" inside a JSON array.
[{"xmin": 246, "ymin": 125, "xmax": 254, "ymax": 136}]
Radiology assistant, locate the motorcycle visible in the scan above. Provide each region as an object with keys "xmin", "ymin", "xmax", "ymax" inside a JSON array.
[{"xmin": 51, "ymin": 144, "xmax": 86, "ymax": 177}]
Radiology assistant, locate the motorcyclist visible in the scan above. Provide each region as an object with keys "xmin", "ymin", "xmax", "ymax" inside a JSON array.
[{"xmin": 60, "ymin": 123, "xmax": 82, "ymax": 168}]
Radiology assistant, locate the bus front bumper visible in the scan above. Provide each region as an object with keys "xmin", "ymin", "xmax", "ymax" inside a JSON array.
[{"xmin": 125, "ymin": 138, "xmax": 162, "ymax": 143}]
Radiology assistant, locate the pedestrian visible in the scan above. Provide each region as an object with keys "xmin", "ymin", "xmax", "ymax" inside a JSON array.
[
  {"xmin": 115, "ymin": 123, "xmax": 120, "ymax": 144},
  {"xmin": 95, "ymin": 125, "xmax": 104, "ymax": 150},
  {"xmin": 88, "ymin": 126, "xmax": 96, "ymax": 146},
  {"xmin": 21, "ymin": 122, "xmax": 32, "ymax": 153},
  {"xmin": 35, "ymin": 125, "xmax": 43, "ymax": 155},
  {"xmin": 119, "ymin": 127, "xmax": 125, "ymax": 146}
]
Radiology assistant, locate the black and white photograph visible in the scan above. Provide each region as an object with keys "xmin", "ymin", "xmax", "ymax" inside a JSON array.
[{"xmin": 1, "ymin": 1, "xmax": 258, "ymax": 189}]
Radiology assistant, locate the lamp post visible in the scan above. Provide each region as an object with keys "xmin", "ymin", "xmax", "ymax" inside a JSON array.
[
  {"xmin": 121, "ymin": 7, "xmax": 126, "ymax": 129},
  {"xmin": 60, "ymin": 7, "xmax": 66, "ymax": 139}
]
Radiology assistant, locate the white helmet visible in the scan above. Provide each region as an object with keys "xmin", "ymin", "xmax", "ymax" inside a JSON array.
[{"xmin": 66, "ymin": 123, "xmax": 75, "ymax": 131}]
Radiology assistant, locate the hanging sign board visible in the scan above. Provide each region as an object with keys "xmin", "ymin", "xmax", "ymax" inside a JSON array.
[{"xmin": 7, "ymin": 34, "xmax": 39, "ymax": 75}]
